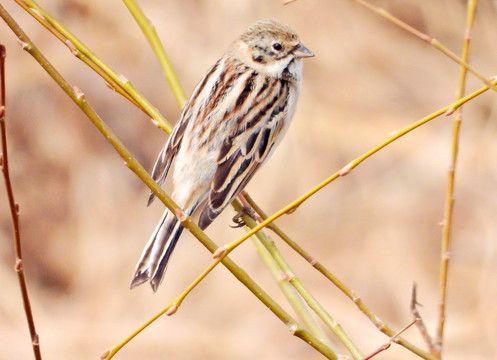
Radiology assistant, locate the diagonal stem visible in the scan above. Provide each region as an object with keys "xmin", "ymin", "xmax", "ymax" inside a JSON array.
[
  {"xmin": 122, "ymin": 0, "xmax": 187, "ymax": 107},
  {"xmin": 104, "ymin": 244, "xmax": 338, "ymax": 360},
  {"xmin": 411, "ymin": 283, "xmax": 437, "ymax": 353},
  {"xmin": 15, "ymin": 0, "xmax": 173, "ymax": 133},
  {"xmin": 349, "ymin": 0, "xmax": 495, "ymax": 91},
  {"xmin": 249, "ymin": 228, "xmax": 338, "ymax": 352},
  {"xmin": 233, "ymin": 201, "xmax": 363, "ymax": 359},
  {"xmin": 243, "ymin": 193, "xmax": 437, "ymax": 360},
  {"xmin": 285, "ymin": 0, "xmax": 495, "ymax": 90},
  {"xmin": 219, "ymin": 79, "xmax": 496, "ymax": 260}
]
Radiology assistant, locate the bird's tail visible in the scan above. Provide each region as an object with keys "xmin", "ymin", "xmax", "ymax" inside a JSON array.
[{"xmin": 130, "ymin": 208, "xmax": 190, "ymax": 292}]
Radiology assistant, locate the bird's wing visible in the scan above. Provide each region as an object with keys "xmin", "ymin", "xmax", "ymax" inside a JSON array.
[
  {"xmin": 146, "ymin": 116, "xmax": 189, "ymax": 205},
  {"xmin": 197, "ymin": 78, "xmax": 290, "ymax": 229},
  {"xmin": 147, "ymin": 60, "xmax": 225, "ymax": 206}
]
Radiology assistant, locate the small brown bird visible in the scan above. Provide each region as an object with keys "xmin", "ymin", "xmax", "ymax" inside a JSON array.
[{"xmin": 131, "ymin": 19, "xmax": 314, "ymax": 291}]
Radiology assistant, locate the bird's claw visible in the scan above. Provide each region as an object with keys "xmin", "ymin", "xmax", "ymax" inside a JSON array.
[{"xmin": 230, "ymin": 206, "xmax": 257, "ymax": 228}]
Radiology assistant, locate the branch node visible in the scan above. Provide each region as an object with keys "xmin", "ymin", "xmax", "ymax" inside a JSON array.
[
  {"xmin": 212, "ymin": 246, "xmax": 226, "ymax": 259},
  {"xmin": 339, "ymin": 162, "xmax": 353, "ymax": 176},
  {"xmin": 445, "ymin": 107, "xmax": 455, "ymax": 116},
  {"xmin": 118, "ymin": 74, "xmax": 129, "ymax": 84},
  {"xmin": 280, "ymin": 271, "xmax": 294, "ymax": 281},
  {"xmin": 285, "ymin": 205, "xmax": 298, "ymax": 215},
  {"xmin": 14, "ymin": 258, "xmax": 22, "ymax": 272},
  {"xmin": 33, "ymin": 333, "xmax": 39, "ymax": 346},
  {"xmin": 278, "ymin": 271, "xmax": 288, "ymax": 281},
  {"xmin": 64, "ymin": 39, "xmax": 78, "ymax": 55},
  {"xmin": 0, "ymin": 152, "xmax": 4, "ymax": 167},
  {"xmin": 174, "ymin": 207, "xmax": 187, "ymax": 223},
  {"xmin": 15, "ymin": 202, "xmax": 20, "ymax": 214},
  {"xmin": 288, "ymin": 323, "xmax": 298, "ymax": 335},
  {"xmin": 72, "ymin": 86, "xmax": 85, "ymax": 100},
  {"xmin": 351, "ymin": 290, "xmax": 360, "ymax": 302},
  {"xmin": 16, "ymin": 38, "xmax": 30, "ymax": 51},
  {"xmin": 306, "ymin": 255, "xmax": 317, "ymax": 266},
  {"xmin": 420, "ymin": 33, "xmax": 434, "ymax": 44},
  {"xmin": 29, "ymin": 7, "xmax": 44, "ymax": 19},
  {"xmin": 166, "ymin": 304, "xmax": 178, "ymax": 316},
  {"xmin": 104, "ymin": 81, "xmax": 115, "ymax": 91},
  {"xmin": 286, "ymin": 272, "xmax": 295, "ymax": 282},
  {"xmin": 100, "ymin": 349, "xmax": 110, "ymax": 360}
]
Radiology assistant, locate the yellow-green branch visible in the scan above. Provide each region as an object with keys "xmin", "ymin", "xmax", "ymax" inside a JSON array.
[
  {"xmin": 436, "ymin": 1, "xmax": 479, "ymax": 357},
  {"xmin": 122, "ymin": 0, "xmax": 187, "ymax": 107},
  {"xmin": 16, "ymin": 0, "xmax": 173, "ymax": 133},
  {"xmin": 243, "ymin": 193, "xmax": 437, "ymax": 360}
]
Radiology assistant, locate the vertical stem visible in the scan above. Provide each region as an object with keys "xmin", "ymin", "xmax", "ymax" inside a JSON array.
[
  {"xmin": 436, "ymin": 0, "xmax": 477, "ymax": 356},
  {"xmin": 0, "ymin": 44, "xmax": 42, "ymax": 360}
]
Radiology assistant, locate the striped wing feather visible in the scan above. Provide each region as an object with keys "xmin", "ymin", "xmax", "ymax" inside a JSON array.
[
  {"xmin": 198, "ymin": 77, "xmax": 289, "ymax": 229},
  {"xmin": 146, "ymin": 62, "xmax": 221, "ymax": 206}
]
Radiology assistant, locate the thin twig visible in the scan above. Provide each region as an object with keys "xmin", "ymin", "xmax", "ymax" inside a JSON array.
[
  {"xmin": 0, "ymin": 45, "xmax": 42, "ymax": 360},
  {"xmin": 362, "ymin": 318, "xmax": 419, "ymax": 360},
  {"xmin": 436, "ymin": 1, "xmax": 478, "ymax": 357},
  {"xmin": 410, "ymin": 283, "xmax": 436, "ymax": 354},
  {"xmin": 349, "ymin": 0, "xmax": 495, "ymax": 91}
]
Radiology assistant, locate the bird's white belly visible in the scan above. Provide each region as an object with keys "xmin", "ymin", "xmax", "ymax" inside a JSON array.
[{"xmin": 171, "ymin": 144, "xmax": 218, "ymax": 209}]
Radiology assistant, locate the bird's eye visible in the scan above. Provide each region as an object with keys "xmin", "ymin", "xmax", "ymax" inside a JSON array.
[{"xmin": 272, "ymin": 43, "xmax": 282, "ymax": 51}]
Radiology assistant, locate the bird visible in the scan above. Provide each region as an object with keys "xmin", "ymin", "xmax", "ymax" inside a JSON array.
[{"xmin": 131, "ymin": 19, "xmax": 314, "ymax": 292}]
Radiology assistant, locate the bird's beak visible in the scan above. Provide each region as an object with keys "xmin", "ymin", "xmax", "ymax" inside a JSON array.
[{"xmin": 293, "ymin": 43, "xmax": 314, "ymax": 58}]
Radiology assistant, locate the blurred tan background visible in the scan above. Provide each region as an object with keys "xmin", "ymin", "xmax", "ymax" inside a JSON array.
[{"xmin": 1, "ymin": 1, "xmax": 496, "ymax": 359}]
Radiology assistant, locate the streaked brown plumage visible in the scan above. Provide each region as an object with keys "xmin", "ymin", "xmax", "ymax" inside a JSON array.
[{"xmin": 131, "ymin": 19, "xmax": 313, "ymax": 291}]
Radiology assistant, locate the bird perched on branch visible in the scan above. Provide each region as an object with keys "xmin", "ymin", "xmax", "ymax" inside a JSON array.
[{"xmin": 131, "ymin": 19, "xmax": 314, "ymax": 292}]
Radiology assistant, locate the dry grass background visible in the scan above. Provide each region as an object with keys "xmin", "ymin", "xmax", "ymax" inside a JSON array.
[{"xmin": 1, "ymin": 0, "xmax": 496, "ymax": 359}]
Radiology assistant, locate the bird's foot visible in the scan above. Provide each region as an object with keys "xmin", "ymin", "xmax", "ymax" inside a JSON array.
[{"xmin": 231, "ymin": 205, "xmax": 257, "ymax": 228}]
